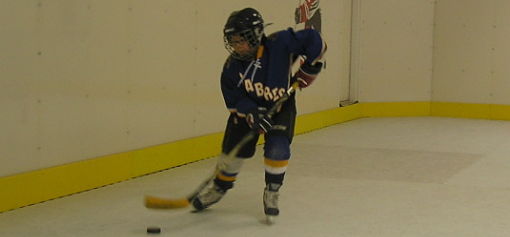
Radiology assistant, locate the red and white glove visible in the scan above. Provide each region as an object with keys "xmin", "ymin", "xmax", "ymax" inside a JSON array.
[{"xmin": 296, "ymin": 61, "xmax": 323, "ymax": 88}]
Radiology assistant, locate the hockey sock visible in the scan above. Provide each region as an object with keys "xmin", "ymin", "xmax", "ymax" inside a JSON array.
[
  {"xmin": 214, "ymin": 154, "xmax": 244, "ymax": 191},
  {"xmin": 264, "ymin": 158, "xmax": 288, "ymax": 185},
  {"xmin": 265, "ymin": 172, "xmax": 285, "ymax": 186},
  {"xmin": 214, "ymin": 175, "xmax": 234, "ymax": 191}
]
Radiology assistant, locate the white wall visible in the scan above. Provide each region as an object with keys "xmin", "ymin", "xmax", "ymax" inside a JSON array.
[
  {"xmin": 353, "ymin": 0, "xmax": 510, "ymax": 106},
  {"xmin": 0, "ymin": 0, "xmax": 351, "ymax": 177},
  {"xmin": 432, "ymin": 0, "xmax": 510, "ymax": 105},
  {"xmin": 352, "ymin": 0, "xmax": 435, "ymax": 103},
  {"xmin": 5, "ymin": 0, "xmax": 510, "ymax": 180}
]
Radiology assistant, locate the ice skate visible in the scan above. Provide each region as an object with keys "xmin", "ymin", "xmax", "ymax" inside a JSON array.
[
  {"xmin": 192, "ymin": 183, "xmax": 226, "ymax": 211},
  {"xmin": 263, "ymin": 183, "xmax": 281, "ymax": 224}
]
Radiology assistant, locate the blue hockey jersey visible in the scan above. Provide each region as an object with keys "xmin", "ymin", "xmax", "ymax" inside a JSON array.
[{"xmin": 220, "ymin": 28, "xmax": 326, "ymax": 116}]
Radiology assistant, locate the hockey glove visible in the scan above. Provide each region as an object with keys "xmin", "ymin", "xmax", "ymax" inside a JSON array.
[
  {"xmin": 296, "ymin": 61, "xmax": 323, "ymax": 88},
  {"xmin": 246, "ymin": 107, "xmax": 273, "ymax": 134}
]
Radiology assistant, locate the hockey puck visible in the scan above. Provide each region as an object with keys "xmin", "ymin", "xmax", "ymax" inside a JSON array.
[{"xmin": 146, "ymin": 226, "xmax": 161, "ymax": 234}]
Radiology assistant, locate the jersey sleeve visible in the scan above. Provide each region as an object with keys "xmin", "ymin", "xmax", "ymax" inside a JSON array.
[
  {"xmin": 282, "ymin": 28, "xmax": 326, "ymax": 65},
  {"xmin": 220, "ymin": 58, "xmax": 257, "ymax": 116}
]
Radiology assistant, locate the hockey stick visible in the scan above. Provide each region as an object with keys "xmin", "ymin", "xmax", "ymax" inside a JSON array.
[
  {"xmin": 144, "ymin": 82, "xmax": 300, "ymax": 209},
  {"xmin": 144, "ymin": 57, "xmax": 304, "ymax": 209}
]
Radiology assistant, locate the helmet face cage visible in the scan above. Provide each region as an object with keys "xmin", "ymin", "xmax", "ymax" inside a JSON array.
[
  {"xmin": 224, "ymin": 27, "xmax": 263, "ymax": 61},
  {"xmin": 223, "ymin": 8, "xmax": 264, "ymax": 61}
]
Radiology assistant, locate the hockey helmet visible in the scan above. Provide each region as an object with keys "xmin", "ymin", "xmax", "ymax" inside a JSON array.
[{"xmin": 223, "ymin": 8, "xmax": 264, "ymax": 60}]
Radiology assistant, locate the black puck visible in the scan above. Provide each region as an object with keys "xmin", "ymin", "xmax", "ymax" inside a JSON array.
[{"xmin": 147, "ymin": 226, "xmax": 161, "ymax": 234}]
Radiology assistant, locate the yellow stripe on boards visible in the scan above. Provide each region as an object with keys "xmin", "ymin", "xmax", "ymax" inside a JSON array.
[
  {"xmin": 0, "ymin": 132, "xmax": 223, "ymax": 213},
  {"xmin": 3, "ymin": 102, "xmax": 510, "ymax": 213},
  {"xmin": 431, "ymin": 102, "xmax": 510, "ymax": 120},
  {"xmin": 295, "ymin": 104, "xmax": 361, "ymax": 135},
  {"xmin": 360, "ymin": 102, "xmax": 431, "ymax": 117},
  {"xmin": 489, "ymin": 104, "xmax": 510, "ymax": 120}
]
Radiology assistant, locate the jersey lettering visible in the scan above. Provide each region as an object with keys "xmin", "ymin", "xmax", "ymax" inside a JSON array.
[
  {"xmin": 244, "ymin": 79, "xmax": 254, "ymax": 93},
  {"xmin": 272, "ymin": 88, "xmax": 280, "ymax": 101},
  {"xmin": 264, "ymin": 87, "xmax": 273, "ymax": 101},
  {"xmin": 277, "ymin": 88, "xmax": 286, "ymax": 100},
  {"xmin": 254, "ymin": 82, "xmax": 264, "ymax": 97},
  {"xmin": 243, "ymin": 79, "xmax": 286, "ymax": 102}
]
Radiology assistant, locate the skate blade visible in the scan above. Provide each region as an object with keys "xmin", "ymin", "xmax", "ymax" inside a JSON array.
[{"xmin": 144, "ymin": 195, "xmax": 190, "ymax": 209}]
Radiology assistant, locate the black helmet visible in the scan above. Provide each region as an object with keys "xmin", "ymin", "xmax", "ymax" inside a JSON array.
[{"xmin": 223, "ymin": 8, "xmax": 264, "ymax": 60}]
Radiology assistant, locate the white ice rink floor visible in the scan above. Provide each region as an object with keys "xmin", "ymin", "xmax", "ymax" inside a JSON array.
[{"xmin": 2, "ymin": 117, "xmax": 510, "ymax": 237}]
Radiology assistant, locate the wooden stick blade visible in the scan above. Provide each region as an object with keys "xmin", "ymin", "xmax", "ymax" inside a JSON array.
[{"xmin": 144, "ymin": 195, "xmax": 191, "ymax": 209}]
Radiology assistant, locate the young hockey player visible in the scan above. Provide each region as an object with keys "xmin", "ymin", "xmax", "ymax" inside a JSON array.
[{"xmin": 192, "ymin": 7, "xmax": 326, "ymax": 222}]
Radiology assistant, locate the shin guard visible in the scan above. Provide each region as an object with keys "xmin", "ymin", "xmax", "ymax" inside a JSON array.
[{"xmin": 214, "ymin": 154, "xmax": 244, "ymax": 190}]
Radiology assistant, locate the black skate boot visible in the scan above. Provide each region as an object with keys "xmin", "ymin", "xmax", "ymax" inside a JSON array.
[
  {"xmin": 263, "ymin": 183, "xmax": 281, "ymax": 224},
  {"xmin": 192, "ymin": 183, "xmax": 226, "ymax": 211}
]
